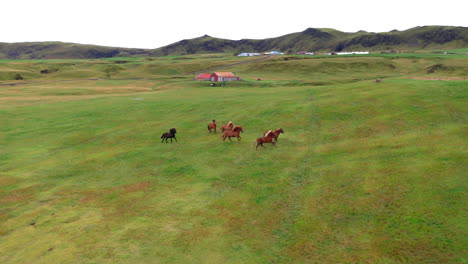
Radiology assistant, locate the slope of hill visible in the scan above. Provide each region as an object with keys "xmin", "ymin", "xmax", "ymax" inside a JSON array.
[
  {"xmin": 1, "ymin": 26, "xmax": 467, "ymax": 59},
  {"xmin": 0, "ymin": 42, "xmax": 154, "ymax": 60}
]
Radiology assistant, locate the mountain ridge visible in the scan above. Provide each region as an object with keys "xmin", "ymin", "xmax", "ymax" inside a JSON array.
[{"xmin": 1, "ymin": 26, "xmax": 467, "ymax": 59}]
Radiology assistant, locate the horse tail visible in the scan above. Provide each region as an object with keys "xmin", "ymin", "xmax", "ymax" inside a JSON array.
[
  {"xmin": 161, "ymin": 133, "xmax": 166, "ymax": 138},
  {"xmin": 207, "ymin": 124, "xmax": 210, "ymax": 130}
]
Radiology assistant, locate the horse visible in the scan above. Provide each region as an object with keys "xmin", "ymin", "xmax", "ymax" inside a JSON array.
[
  {"xmin": 208, "ymin": 120, "xmax": 217, "ymax": 133},
  {"xmin": 161, "ymin": 128, "xmax": 177, "ymax": 143},
  {"xmin": 220, "ymin": 121, "xmax": 235, "ymax": 132},
  {"xmin": 256, "ymin": 130, "xmax": 277, "ymax": 149},
  {"xmin": 263, "ymin": 128, "xmax": 284, "ymax": 142},
  {"xmin": 222, "ymin": 126, "xmax": 243, "ymax": 142}
]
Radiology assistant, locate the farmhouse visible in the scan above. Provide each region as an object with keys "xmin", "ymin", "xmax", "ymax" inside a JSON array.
[
  {"xmin": 195, "ymin": 73, "xmax": 211, "ymax": 80},
  {"xmin": 210, "ymin": 72, "xmax": 240, "ymax": 82}
]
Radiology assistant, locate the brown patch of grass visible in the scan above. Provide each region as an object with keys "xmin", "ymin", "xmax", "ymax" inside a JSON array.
[
  {"xmin": 0, "ymin": 176, "xmax": 21, "ymax": 187},
  {"xmin": 175, "ymin": 223, "xmax": 212, "ymax": 248},
  {"xmin": 381, "ymin": 236, "xmax": 456, "ymax": 263},
  {"xmin": 78, "ymin": 191, "xmax": 104, "ymax": 204},
  {"xmin": 0, "ymin": 185, "xmax": 36, "ymax": 204}
]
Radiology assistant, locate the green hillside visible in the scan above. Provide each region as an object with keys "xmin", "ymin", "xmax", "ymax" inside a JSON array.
[
  {"xmin": 0, "ymin": 42, "xmax": 154, "ymax": 60},
  {"xmin": 1, "ymin": 26, "xmax": 467, "ymax": 59},
  {"xmin": 1, "ymin": 54, "xmax": 467, "ymax": 263}
]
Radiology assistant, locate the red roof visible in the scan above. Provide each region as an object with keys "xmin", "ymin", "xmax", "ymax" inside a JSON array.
[{"xmin": 195, "ymin": 73, "xmax": 211, "ymax": 79}]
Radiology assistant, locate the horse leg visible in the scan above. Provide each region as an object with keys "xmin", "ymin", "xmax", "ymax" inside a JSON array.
[
  {"xmin": 228, "ymin": 137, "xmax": 233, "ymax": 142},
  {"xmin": 161, "ymin": 137, "xmax": 165, "ymax": 143},
  {"xmin": 256, "ymin": 141, "xmax": 262, "ymax": 149},
  {"xmin": 174, "ymin": 136, "xmax": 177, "ymax": 142}
]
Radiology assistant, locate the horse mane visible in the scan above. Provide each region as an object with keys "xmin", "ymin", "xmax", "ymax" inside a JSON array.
[
  {"xmin": 228, "ymin": 121, "xmax": 234, "ymax": 127},
  {"xmin": 265, "ymin": 130, "xmax": 273, "ymax": 137}
]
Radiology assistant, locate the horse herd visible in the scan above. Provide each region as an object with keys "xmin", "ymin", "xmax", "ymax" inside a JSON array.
[{"xmin": 161, "ymin": 120, "xmax": 284, "ymax": 149}]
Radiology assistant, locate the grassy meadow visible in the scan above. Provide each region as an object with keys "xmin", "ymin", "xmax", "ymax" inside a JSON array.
[{"xmin": 0, "ymin": 54, "xmax": 467, "ymax": 263}]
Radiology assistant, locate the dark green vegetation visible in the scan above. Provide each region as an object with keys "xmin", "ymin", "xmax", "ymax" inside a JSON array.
[
  {"xmin": 1, "ymin": 26, "xmax": 467, "ymax": 59},
  {"xmin": 1, "ymin": 53, "xmax": 467, "ymax": 263}
]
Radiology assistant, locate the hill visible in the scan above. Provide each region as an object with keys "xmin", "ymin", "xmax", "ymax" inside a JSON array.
[
  {"xmin": 0, "ymin": 42, "xmax": 155, "ymax": 60},
  {"xmin": 154, "ymin": 26, "xmax": 468, "ymax": 56},
  {"xmin": 1, "ymin": 26, "xmax": 467, "ymax": 59}
]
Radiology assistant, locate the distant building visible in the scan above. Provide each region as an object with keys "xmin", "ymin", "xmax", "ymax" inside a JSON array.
[
  {"xmin": 210, "ymin": 72, "xmax": 240, "ymax": 82},
  {"xmin": 296, "ymin": 52, "xmax": 317, "ymax": 55},
  {"xmin": 195, "ymin": 73, "xmax": 212, "ymax": 80},
  {"xmin": 335, "ymin": 51, "xmax": 370, "ymax": 55},
  {"xmin": 264, "ymin": 51, "xmax": 284, "ymax": 55},
  {"xmin": 238, "ymin": 53, "xmax": 261, "ymax": 56}
]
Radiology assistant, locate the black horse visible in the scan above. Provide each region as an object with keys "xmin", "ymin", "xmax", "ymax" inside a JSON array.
[{"xmin": 161, "ymin": 128, "xmax": 177, "ymax": 143}]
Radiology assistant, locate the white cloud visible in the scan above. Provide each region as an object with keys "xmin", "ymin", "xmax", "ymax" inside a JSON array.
[{"xmin": 2, "ymin": 0, "xmax": 467, "ymax": 49}]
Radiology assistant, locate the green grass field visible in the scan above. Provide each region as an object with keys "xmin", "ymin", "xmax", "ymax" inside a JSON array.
[{"xmin": 1, "ymin": 54, "xmax": 467, "ymax": 263}]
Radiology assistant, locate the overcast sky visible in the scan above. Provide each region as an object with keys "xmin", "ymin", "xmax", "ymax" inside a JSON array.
[{"xmin": 2, "ymin": 0, "xmax": 467, "ymax": 49}]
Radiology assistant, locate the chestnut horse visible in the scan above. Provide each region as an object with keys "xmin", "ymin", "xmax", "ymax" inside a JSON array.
[
  {"xmin": 263, "ymin": 128, "xmax": 284, "ymax": 142},
  {"xmin": 220, "ymin": 121, "xmax": 235, "ymax": 132},
  {"xmin": 208, "ymin": 120, "xmax": 217, "ymax": 133},
  {"xmin": 256, "ymin": 130, "xmax": 276, "ymax": 149},
  {"xmin": 222, "ymin": 126, "xmax": 243, "ymax": 142}
]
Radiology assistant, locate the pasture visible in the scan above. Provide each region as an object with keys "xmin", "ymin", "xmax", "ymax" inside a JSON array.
[{"xmin": 1, "ymin": 54, "xmax": 467, "ymax": 263}]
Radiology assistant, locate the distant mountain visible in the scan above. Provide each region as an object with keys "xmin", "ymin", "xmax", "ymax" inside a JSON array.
[
  {"xmin": 153, "ymin": 26, "xmax": 468, "ymax": 56},
  {"xmin": 1, "ymin": 26, "xmax": 467, "ymax": 59},
  {"xmin": 0, "ymin": 42, "xmax": 155, "ymax": 59}
]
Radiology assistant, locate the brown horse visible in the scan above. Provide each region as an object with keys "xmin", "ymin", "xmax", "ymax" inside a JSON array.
[
  {"xmin": 208, "ymin": 120, "xmax": 217, "ymax": 133},
  {"xmin": 256, "ymin": 130, "xmax": 276, "ymax": 149},
  {"xmin": 220, "ymin": 121, "xmax": 235, "ymax": 132},
  {"xmin": 222, "ymin": 126, "xmax": 243, "ymax": 142},
  {"xmin": 263, "ymin": 128, "xmax": 284, "ymax": 142}
]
